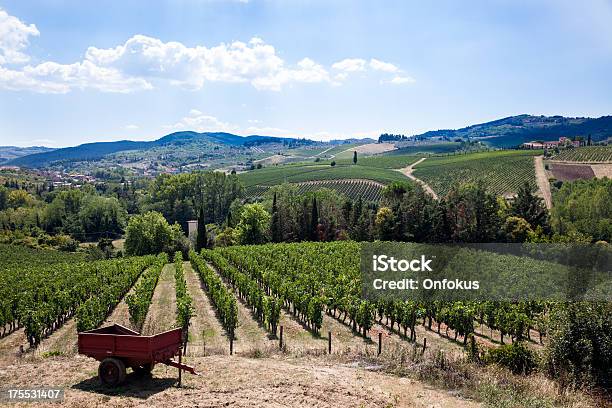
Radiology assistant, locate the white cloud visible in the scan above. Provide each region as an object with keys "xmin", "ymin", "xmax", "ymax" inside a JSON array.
[
  {"xmin": 369, "ymin": 58, "xmax": 399, "ymax": 72},
  {"xmin": 0, "ymin": 8, "xmax": 413, "ymax": 94},
  {"xmin": 383, "ymin": 75, "xmax": 416, "ymax": 85},
  {"xmin": 124, "ymin": 124, "xmax": 139, "ymax": 130},
  {"xmin": 0, "ymin": 8, "xmax": 39, "ymax": 65},
  {"xmin": 332, "ymin": 58, "xmax": 367, "ymax": 72},
  {"xmin": 165, "ymin": 110, "xmax": 239, "ymax": 133}
]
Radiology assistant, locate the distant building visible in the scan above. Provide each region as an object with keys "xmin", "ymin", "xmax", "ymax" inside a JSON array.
[
  {"xmin": 187, "ymin": 220, "xmax": 198, "ymax": 240},
  {"xmin": 523, "ymin": 137, "xmax": 580, "ymax": 149}
]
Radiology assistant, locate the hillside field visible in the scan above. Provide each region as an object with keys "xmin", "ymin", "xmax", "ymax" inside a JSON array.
[
  {"xmin": 548, "ymin": 146, "xmax": 612, "ymax": 162},
  {"xmin": 412, "ymin": 150, "xmax": 541, "ymax": 197},
  {"xmin": 239, "ymin": 163, "xmax": 411, "ymax": 188}
]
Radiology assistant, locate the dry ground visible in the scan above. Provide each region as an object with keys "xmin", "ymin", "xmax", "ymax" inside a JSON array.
[
  {"xmin": 534, "ymin": 156, "xmax": 553, "ymax": 209},
  {"xmin": 341, "ymin": 142, "xmax": 396, "ymax": 155},
  {"xmin": 183, "ymin": 261, "xmax": 230, "ymax": 356},
  {"xmin": 0, "ymin": 354, "xmax": 480, "ymax": 408}
]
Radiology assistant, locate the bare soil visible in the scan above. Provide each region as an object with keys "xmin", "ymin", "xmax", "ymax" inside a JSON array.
[
  {"xmin": 534, "ymin": 156, "xmax": 553, "ymax": 209},
  {"xmin": 396, "ymin": 157, "xmax": 439, "ymax": 199},
  {"xmin": 550, "ymin": 163, "xmax": 595, "ymax": 181},
  {"xmin": 591, "ymin": 163, "xmax": 612, "ymax": 178},
  {"xmin": 0, "ymin": 354, "xmax": 481, "ymax": 407},
  {"xmin": 183, "ymin": 261, "xmax": 229, "ymax": 356},
  {"xmin": 341, "ymin": 142, "xmax": 396, "ymax": 155}
]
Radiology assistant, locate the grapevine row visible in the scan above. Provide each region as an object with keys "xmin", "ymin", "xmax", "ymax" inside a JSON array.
[
  {"xmin": 201, "ymin": 249, "xmax": 281, "ymax": 336},
  {"xmin": 189, "ymin": 250, "xmax": 238, "ymax": 342},
  {"xmin": 125, "ymin": 254, "xmax": 167, "ymax": 331},
  {"xmin": 76, "ymin": 255, "xmax": 159, "ymax": 332},
  {"xmin": 174, "ymin": 252, "xmax": 194, "ymax": 332},
  {"xmin": 218, "ymin": 242, "xmax": 547, "ymax": 345}
]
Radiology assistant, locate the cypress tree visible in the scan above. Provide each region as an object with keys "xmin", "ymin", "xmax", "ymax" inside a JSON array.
[
  {"xmin": 271, "ymin": 192, "xmax": 282, "ymax": 242},
  {"xmin": 353, "ymin": 151, "xmax": 358, "ymax": 164},
  {"xmin": 196, "ymin": 207, "xmax": 207, "ymax": 251},
  {"xmin": 310, "ymin": 196, "xmax": 319, "ymax": 241}
]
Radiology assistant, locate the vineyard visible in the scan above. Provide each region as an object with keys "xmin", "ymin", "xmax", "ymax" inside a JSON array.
[
  {"xmin": 0, "ymin": 241, "xmax": 606, "ymax": 407},
  {"xmin": 412, "ymin": 150, "xmax": 540, "ymax": 197},
  {"xmin": 548, "ymin": 146, "xmax": 612, "ymax": 162},
  {"xmin": 0, "ymin": 243, "xmax": 160, "ymax": 346},
  {"xmin": 213, "ymin": 242, "xmax": 550, "ymax": 346},
  {"xmin": 239, "ymin": 163, "xmax": 410, "ymax": 189},
  {"xmin": 245, "ymin": 179, "xmax": 384, "ymax": 202}
]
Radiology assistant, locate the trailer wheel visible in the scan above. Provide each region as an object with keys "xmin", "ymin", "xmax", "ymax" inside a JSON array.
[
  {"xmin": 133, "ymin": 363, "xmax": 154, "ymax": 376},
  {"xmin": 98, "ymin": 358, "xmax": 126, "ymax": 387}
]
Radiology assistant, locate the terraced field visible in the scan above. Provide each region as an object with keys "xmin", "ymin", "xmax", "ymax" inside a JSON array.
[
  {"xmin": 548, "ymin": 146, "xmax": 612, "ymax": 162},
  {"xmin": 412, "ymin": 150, "xmax": 541, "ymax": 197},
  {"xmin": 239, "ymin": 163, "xmax": 410, "ymax": 188},
  {"xmin": 339, "ymin": 154, "xmax": 422, "ymax": 169},
  {"xmin": 245, "ymin": 179, "xmax": 384, "ymax": 201},
  {"xmin": 385, "ymin": 142, "xmax": 462, "ymax": 156}
]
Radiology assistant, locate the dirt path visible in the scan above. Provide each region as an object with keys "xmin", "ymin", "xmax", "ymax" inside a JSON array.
[
  {"xmin": 396, "ymin": 157, "xmax": 439, "ymax": 199},
  {"xmin": 206, "ymin": 262, "xmax": 271, "ymax": 354},
  {"xmin": 141, "ymin": 264, "xmax": 177, "ymax": 336},
  {"xmin": 183, "ymin": 261, "xmax": 229, "ymax": 356},
  {"xmin": 0, "ymin": 354, "xmax": 480, "ymax": 407},
  {"xmin": 534, "ymin": 156, "xmax": 552, "ymax": 209}
]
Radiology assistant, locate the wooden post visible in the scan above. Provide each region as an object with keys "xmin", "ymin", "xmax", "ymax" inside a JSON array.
[
  {"xmin": 378, "ymin": 332, "xmax": 382, "ymax": 356},
  {"xmin": 328, "ymin": 331, "xmax": 332, "ymax": 354},
  {"xmin": 279, "ymin": 326, "xmax": 284, "ymax": 350},
  {"xmin": 178, "ymin": 348, "xmax": 182, "ymax": 387},
  {"xmin": 422, "ymin": 337, "xmax": 427, "ymax": 354},
  {"xmin": 230, "ymin": 336, "xmax": 234, "ymax": 355}
]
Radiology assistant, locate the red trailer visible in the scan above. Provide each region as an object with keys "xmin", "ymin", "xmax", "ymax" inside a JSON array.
[{"xmin": 78, "ymin": 324, "xmax": 198, "ymax": 386}]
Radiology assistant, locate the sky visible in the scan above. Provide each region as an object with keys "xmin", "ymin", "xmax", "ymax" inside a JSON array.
[{"xmin": 0, "ymin": 0, "xmax": 611, "ymax": 148}]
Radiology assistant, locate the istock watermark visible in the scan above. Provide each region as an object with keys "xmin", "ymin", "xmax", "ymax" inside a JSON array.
[{"xmin": 361, "ymin": 242, "xmax": 611, "ymax": 302}]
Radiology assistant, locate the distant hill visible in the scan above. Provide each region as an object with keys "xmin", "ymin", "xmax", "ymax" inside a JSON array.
[
  {"xmin": 415, "ymin": 115, "xmax": 612, "ymax": 147},
  {"xmin": 8, "ymin": 131, "xmax": 308, "ymax": 168},
  {"xmin": 0, "ymin": 146, "xmax": 55, "ymax": 164}
]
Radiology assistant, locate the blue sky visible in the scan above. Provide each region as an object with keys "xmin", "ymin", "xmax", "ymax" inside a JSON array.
[{"xmin": 0, "ymin": 0, "xmax": 611, "ymax": 147}]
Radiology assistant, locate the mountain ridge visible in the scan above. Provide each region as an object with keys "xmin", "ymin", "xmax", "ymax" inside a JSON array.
[
  {"xmin": 7, "ymin": 114, "xmax": 612, "ymax": 168},
  {"xmin": 7, "ymin": 131, "xmax": 310, "ymax": 167}
]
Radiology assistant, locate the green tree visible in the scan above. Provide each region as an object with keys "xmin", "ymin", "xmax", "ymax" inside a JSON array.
[
  {"xmin": 353, "ymin": 151, "xmax": 358, "ymax": 164},
  {"xmin": 511, "ymin": 182, "xmax": 550, "ymax": 233},
  {"xmin": 78, "ymin": 195, "xmax": 127, "ymax": 240},
  {"xmin": 0, "ymin": 186, "xmax": 7, "ymax": 211},
  {"xmin": 125, "ymin": 211, "xmax": 187, "ymax": 256},
  {"xmin": 375, "ymin": 207, "xmax": 395, "ymax": 240},
  {"xmin": 502, "ymin": 216, "xmax": 533, "ymax": 243},
  {"xmin": 551, "ymin": 178, "xmax": 612, "ymax": 242},
  {"xmin": 236, "ymin": 203, "xmax": 270, "ymax": 245},
  {"xmin": 7, "ymin": 190, "xmax": 34, "ymax": 209}
]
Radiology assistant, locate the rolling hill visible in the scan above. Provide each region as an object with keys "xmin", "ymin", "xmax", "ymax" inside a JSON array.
[
  {"xmin": 7, "ymin": 131, "xmax": 311, "ymax": 168},
  {"xmin": 415, "ymin": 115, "xmax": 612, "ymax": 147},
  {"xmin": 0, "ymin": 146, "xmax": 55, "ymax": 164}
]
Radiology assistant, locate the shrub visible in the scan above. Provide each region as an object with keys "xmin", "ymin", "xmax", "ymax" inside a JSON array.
[{"xmin": 485, "ymin": 342, "xmax": 537, "ymax": 375}]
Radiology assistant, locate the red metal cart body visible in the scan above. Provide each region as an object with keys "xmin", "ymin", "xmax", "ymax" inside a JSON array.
[{"xmin": 78, "ymin": 324, "xmax": 196, "ymax": 386}]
